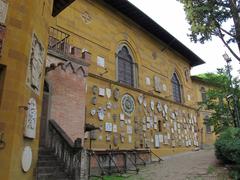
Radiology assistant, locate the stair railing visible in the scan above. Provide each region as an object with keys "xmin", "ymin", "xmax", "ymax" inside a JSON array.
[{"xmin": 48, "ymin": 119, "xmax": 82, "ymax": 180}]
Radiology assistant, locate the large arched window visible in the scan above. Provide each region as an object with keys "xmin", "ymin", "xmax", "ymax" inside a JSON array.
[
  {"xmin": 117, "ymin": 45, "xmax": 135, "ymax": 87},
  {"xmin": 171, "ymin": 73, "xmax": 182, "ymax": 103}
]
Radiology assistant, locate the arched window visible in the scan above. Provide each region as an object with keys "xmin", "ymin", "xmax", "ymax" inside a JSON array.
[
  {"xmin": 171, "ymin": 73, "xmax": 182, "ymax": 103},
  {"xmin": 200, "ymin": 87, "xmax": 207, "ymax": 102},
  {"xmin": 117, "ymin": 45, "xmax": 135, "ymax": 87}
]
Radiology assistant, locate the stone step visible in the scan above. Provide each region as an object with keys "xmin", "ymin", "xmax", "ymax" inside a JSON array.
[
  {"xmin": 38, "ymin": 154, "xmax": 58, "ymax": 161},
  {"xmin": 37, "ymin": 160, "xmax": 64, "ymax": 167},
  {"xmin": 37, "ymin": 166, "xmax": 65, "ymax": 174},
  {"xmin": 37, "ymin": 172, "xmax": 71, "ymax": 180}
]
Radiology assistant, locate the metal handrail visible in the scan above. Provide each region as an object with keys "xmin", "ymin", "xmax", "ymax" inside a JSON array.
[
  {"xmin": 150, "ymin": 149, "xmax": 163, "ymax": 162},
  {"xmin": 48, "ymin": 119, "xmax": 82, "ymax": 179}
]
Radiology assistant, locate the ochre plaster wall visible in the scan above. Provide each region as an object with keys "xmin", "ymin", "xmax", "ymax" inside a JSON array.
[
  {"xmin": 192, "ymin": 80, "xmax": 217, "ymax": 146},
  {"xmin": 0, "ymin": 0, "xmax": 53, "ymax": 179}
]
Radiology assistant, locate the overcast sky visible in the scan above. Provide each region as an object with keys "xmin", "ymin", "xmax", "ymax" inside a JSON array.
[{"xmin": 128, "ymin": 0, "xmax": 239, "ymax": 76}]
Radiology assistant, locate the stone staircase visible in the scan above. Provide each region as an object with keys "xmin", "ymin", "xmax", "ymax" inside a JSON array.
[{"xmin": 36, "ymin": 147, "xmax": 71, "ymax": 180}]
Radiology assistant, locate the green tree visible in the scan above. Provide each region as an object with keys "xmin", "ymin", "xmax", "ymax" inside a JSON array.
[
  {"xmin": 178, "ymin": 0, "xmax": 240, "ymax": 61},
  {"xmin": 198, "ymin": 67, "xmax": 240, "ymax": 134}
]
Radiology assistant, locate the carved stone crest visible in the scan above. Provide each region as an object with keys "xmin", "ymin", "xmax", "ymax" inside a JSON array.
[
  {"xmin": 154, "ymin": 76, "xmax": 162, "ymax": 93},
  {"xmin": 113, "ymin": 88, "xmax": 120, "ymax": 101},
  {"xmin": 24, "ymin": 98, "xmax": 37, "ymax": 139},
  {"xmin": 81, "ymin": 11, "xmax": 92, "ymax": 24},
  {"xmin": 138, "ymin": 94, "xmax": 144, "ymax": 104},
  {"xmin": 150, "ymin": 100, "xmax": 154, "ymax": 111},
  {"xmin": 98, "ymin": 107, "xmax": 105, "ymax": 120},
  {"xmin": 157, "ymin": 101, "xmax": 162, "ymax": 112},
  {"xmin": 121, "ymin": 94, "xmax": 135, "ymax": 116},
  {"xmin": 106, "ymin": 88, "xmax": 112, "ymax": 98},
  {"xmin": 26, "ymin": 33, "xmax": 45, "ymax": 95}
]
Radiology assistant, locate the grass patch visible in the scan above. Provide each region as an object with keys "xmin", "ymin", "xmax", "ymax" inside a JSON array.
[
  {"xmin": 207, "ymin": 165, "xmax": 216, "ymax": 174},
  {"xmin": 90, "ymin": 175, "xmax": 127, "ymax": 180}
]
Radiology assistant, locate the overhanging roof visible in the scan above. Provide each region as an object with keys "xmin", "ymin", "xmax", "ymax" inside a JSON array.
[
  {"xmin": 52, "ymin": 0, "xmax": 75, "ymax": 17},
  {"xmin": 103, "ymin": 0, "xmax": 205, "ymax": 67}
]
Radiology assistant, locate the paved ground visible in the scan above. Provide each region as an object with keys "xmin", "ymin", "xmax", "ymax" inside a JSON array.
[{"xmin": 125, "ymin": 149, "xmax": 230, "ymax": 180}]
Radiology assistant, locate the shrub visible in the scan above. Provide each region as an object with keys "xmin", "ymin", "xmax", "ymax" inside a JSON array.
[{"xmin": 215, "ymin": 127, "xmax": 240, "ymax": 164}]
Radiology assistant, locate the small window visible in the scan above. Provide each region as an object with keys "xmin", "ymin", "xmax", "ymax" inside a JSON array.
[
  {"xmin": 117, "ymin": 45, "xmax": 136, "ymax": 87},
  {"xmin": 200, "ymin": 87, "xmax": 207, "ymax": 102},
  {"xmin": 204, "ymin": 116, "xmax": 211, "ymax": 134},
  {"xmin": 171, "ymin": 73, "xmax": 182, "ymax": 103}
]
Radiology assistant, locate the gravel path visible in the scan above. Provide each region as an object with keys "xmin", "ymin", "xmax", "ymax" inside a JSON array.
[{"xmin": 126, "ymin": 149, "xmax": 229, "ymax": 180}]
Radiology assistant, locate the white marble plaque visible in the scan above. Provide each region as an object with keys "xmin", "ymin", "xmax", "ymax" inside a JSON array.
[
  {"xmin": 145, "ymin": 77, "xmax": 151, "ymax": 85},
  {"xmin": 105, "ymin": 122, "xmax": 112, "ymax": 132},
  {"xmin": 113, "ymin": 124, "xmax": 117, "ymax": 133},
  {"xmin": 154, "ymin": 134, "xmax": 160, "ymax": 147},
  {"xmin": 127, "ymin": 125, "xmax": 132, "ymax": 134},
  {"xmin": 128, "ymin": 135, "xmax": 132, "ymax": 143},
  {"xmin": 120, "ymin": 113, "xmax": 125, "ymax": 121},
  {"xmin": 98, "ymin": 88, "xmax": 105, "ymax": 96},
  {"xmin": 162, "ymin": 84, "xmax": 167, "ymax": 91},
  {"xmin": 21, "ymin": 146, "xmax": 32, "ymax": 172},
  {"xmin": 0, "ymin": 0, "xmax": 8, "ymax": 24},
  {"xmin": 150, "ymin": 100, "xmax": 154, "ymax": 111},
  {"xmin": 106, "ymin": 88, "xmax": 111, "ymax": 98},
  {"xmin": 24, "ymin": 98, "xmax": 37, "ymax": 139},
  {"xmin": 26, "ymin": 33, "xmax": 45, "ymax": 95},
  {"xmin": 154, "ymin": 76, "xmax": 162, "ymax": 92},
  {"xmin": 97, "ymin": 56, "xmax": 105, "ymax": 67},
  {"xmin": 143, "ymin": 125, "xmax": 147, "ymax": 131}
]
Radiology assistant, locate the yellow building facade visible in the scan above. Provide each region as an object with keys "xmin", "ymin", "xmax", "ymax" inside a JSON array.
[
  {"xmin": 47, "ymin": 0, "xmax": 204, "ymax": 156},
  {"xmin": 192, "ymin": 76, "xmax": 217, "ymax": 147}
]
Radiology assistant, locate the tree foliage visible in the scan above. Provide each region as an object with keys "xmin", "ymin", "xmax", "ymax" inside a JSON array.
[
  {"xmin": 198, "ymin": 67, "xmax": 240, "ymax": 134},
  {"xmin": 178, "ymin": 0, "xmax": 240, "ymax": 61}
]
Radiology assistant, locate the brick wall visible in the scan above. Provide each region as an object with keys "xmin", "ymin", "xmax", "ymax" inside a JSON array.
[{"xmin": 47, "ymin": 61, "xmax": 87, "ymax": 142}]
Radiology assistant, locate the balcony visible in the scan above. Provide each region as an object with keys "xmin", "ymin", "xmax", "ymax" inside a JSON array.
[{"xmin": 48, "ymin": 27, "xmax": 91, "ymax": 66}]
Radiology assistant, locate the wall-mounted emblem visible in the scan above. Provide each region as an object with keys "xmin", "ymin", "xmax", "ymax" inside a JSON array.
[
  {"xmin": 138, "ymin": 94, "xmax": 144, "ymax": 104},
  {"xmin": 154, "ymin": 76, "xmax": 162, "ymax": 93},
  {"xmin": 26, "ymin": 33, "xmax": 45, "ymax": 95},
  {"xmin": 90, "ymin": 108, "xmax": 96, "ymax": 116},
  {"xmin": 105, "ymin": 122, "xmax": 112, "ymax": 132},
  {"xmin": 143, "ymin": 98, "xmax": 147, "ymax": 108},
  {"xmin": 157, "ymin": 101, "xmax": 162, "ymax": 112},
  {"xmin": 121, "ymin": 94, "xmax": 135, "ymax": 116},
  {"xmin": 106, "ymin": 88, "xmax": 112, "ymax": 98},
  {"xmin": 163, "ymin": 104, "xmax": 168, "ymax": 113},
  {"xmin": 150, "ymin": 100, "xmax": 154, "ymax": 111},
  {"xmin": 98, "ymin": 88, "xmax": 105, "ymax": 97},
  {"xmin": 21, "ymin": 146, "xmax": 32, "ymax": 172},
  {"xmin": 98, "ymin": 108, "xmax": 105, "ymax": 120},
  {"xmin": 113, "ymin": 88, "xmax": 120, "ymax": 101},
  {"xmin": 106, "ymin": 102, "xmax": 112, "ymax": 109},
  {"xmin": 81, "ymin": 11, "xmax": 92, "ymax": 24},
  {"xmin": 91, "ymin": 96, "xmax": 97, "ymax": 105},
  {"xmin": 92, "ymin": 85, "xmax": 98, "ymax": 95},
  {"xmin": 24, "ymin": 98, "xmax": 37, "ymax": 139},
  {"xmin": 0, "ymin": 0, "xmax": 8, "ymax": 24}
]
